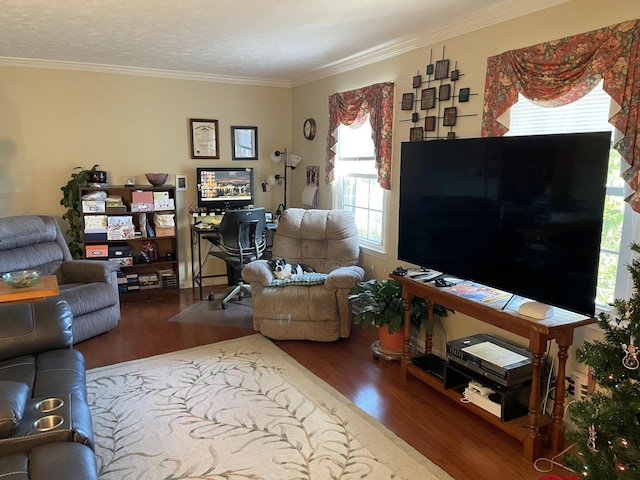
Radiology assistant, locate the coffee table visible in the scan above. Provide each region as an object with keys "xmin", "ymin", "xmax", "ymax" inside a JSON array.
[{"xmin": 0, "ymin": 275, "xmax": 60, "ymax": 303}]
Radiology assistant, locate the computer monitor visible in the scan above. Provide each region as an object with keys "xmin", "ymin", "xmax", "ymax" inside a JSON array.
[{"xmin": 196, "ymin": 167, "xmax": 255, "ymax": 212}]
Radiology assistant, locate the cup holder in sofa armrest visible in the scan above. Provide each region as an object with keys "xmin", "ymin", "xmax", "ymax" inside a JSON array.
[
  {"xmin": 34, "ymin": 397, "xmax": 65, "ymax": 413},
  {"xmin": 33, "ymin": 414, "xmax": 64, "ymax": 431},
  {"xmin": 0, "ymin": 395, "xmax": 73, "ymax": 456}
]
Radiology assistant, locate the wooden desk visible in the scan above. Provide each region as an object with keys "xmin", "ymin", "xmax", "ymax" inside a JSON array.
[
  {"xmin": 190, "ymin": 224, "xmax": 227, "ymax": 300},
  {"xmin": 392, "ymin": 273, "xmax": 596, "ymax": 462},
  {"xmin": 0, "ymin": 275, "xmax": 60, "ymax": 303}
]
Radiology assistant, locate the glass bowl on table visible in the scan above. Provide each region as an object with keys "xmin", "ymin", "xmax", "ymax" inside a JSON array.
[{"xmin": 2, "ymin": 270, "xmax": 41, "ymax": 288}]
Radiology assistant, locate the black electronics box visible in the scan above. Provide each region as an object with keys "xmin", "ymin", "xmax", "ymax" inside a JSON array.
[
  {"xmin": 446, "ymin": 333, "xmax": 533, "ymax": 389},
  {"xmin": 412, "ymin": 354, "xmax": 447, "ymax": 380}
]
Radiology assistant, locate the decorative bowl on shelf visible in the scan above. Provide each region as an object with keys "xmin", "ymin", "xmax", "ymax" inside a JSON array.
[
  {"xmin": 2, "ymin": 270, "xmax": 41, "ymax": 288},
  {"xmin": 145, "ymin": 173, "xmax": 168, "ymax": 186}
]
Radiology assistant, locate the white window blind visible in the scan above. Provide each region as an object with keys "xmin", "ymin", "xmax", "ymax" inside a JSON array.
[{"xmin": 506, "ymin": 81, "xmax": 632, "ymax": 307}]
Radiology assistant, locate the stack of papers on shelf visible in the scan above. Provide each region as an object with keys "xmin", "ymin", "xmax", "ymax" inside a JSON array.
[
  {"xmin": 157, "ymin": 268, "xmax": 177, "ymax": 289},
  {"xmin": 139, "ymin": 274, "xmax": 160, "ymax": 290}
]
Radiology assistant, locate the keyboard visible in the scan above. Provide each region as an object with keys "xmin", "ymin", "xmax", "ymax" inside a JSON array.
[{"xmin": 193, "ymin": 213, "xmax": 225, "ymax": 229}]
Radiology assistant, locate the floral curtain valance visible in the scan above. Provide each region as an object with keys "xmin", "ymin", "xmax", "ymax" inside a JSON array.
[
  {"xmin": 326, "ymin": 82, "xmax": 394, "ymax": 190},
  {"xmin": 481, "ymin": 19, "xmax": 640, "ymax": 212}
]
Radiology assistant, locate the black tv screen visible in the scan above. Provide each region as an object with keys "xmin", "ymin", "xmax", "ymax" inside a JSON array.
[
  {"xmin": 196, "ymin": 167, "xmax": 255, "ymax": 212},
  {"xmin": 398, "ymin": 132, "xmax": 611, "ymax": 317}
]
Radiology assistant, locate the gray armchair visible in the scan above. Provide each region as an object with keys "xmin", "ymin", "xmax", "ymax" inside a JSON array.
[
  {"xmin": 0, "ymin": 215, "xmax": 120, "ymax": 343},
  {"xmin": 242, "ymin": 208, "xmax": 364, "ymax": 341}
]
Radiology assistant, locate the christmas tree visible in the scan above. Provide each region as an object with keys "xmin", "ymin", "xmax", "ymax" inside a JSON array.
[{"xmin": 565, "ymin": 243, "xmax": 640, "ymax": 478}]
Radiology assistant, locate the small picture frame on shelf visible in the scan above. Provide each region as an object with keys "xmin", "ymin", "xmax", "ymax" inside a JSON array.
[
  {"xmin": 439, "ymin": 84, "xmax": 451, "ymax": 101},
  {"xmin": 421, "ymin": 88, "xmax": 436, "ymax": 110},
  {"xmin": 435, "ymin": 59, "xmax": 450, "ymax": 80},
  {"xmin": 175, "ymin": 175, "xmax": 187, "ymax": 191},
  {"xmin": 424, "ymin": 116, "xmax": 436, "ymax": 132},
  {"xmin": 459, "ymin": 87, "xmax": 471, "ymax": 102},
  {"xmin": 412, "ymin": 74, "xmax": 422, "ymax": 88},
  {"xmin": 450, "ymin": 69, "xmax": 459, "ymax": 81},
  {"xmin": 443, "ymin": 107, "xmax": 457, "ymax": 127},
  {"xmin": 410, "ymin": 127, "xmax": 424, "ymax": 142},
  {"xmin": 447, "ymin": 131, "xmax": 456, "ymax": 140},
  {"xmin": 401, "ymin": 93, "xmax": 414, "ymax": 110}
]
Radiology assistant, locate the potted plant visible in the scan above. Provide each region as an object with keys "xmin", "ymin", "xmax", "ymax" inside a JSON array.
[
  {"xmin": 60, "ymin": 164, "xmax": 100, "ymax": 259},
  {"xmin": 348, "ymin": 278, "xmax": 450, "ymax": 351}
]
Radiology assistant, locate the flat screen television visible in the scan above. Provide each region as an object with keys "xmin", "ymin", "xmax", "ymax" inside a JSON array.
[
  {"xmin": 398, "ymin": 132, "xmax": 611, "ymax": 317},
  {"xmin": 196, "ymin": 167, "xmax": 255, "ymax": 212}
]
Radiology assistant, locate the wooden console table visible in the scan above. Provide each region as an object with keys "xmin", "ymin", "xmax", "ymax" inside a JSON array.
[
  {"xmin": 0, "ymin": 275, "xmax": 59, "ymax": 303},
  {"xmin": 392, "ymin": 273, "xmax": 596, "ymax": 462}
]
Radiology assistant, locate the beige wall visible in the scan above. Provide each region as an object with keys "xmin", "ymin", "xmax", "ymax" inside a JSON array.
[
  {"xmin": 290, "ymin": 0, "xmax": 640, "ymax": 360},
  {"xmin": 0, "ymin": 69, "xmax": 292, "ymax": 283},
  {"xmin": 1, "ymin": 0, "xmax": 639, "ymax": 360}
]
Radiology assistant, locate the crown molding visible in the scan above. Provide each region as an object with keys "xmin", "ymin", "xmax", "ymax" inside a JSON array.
[
  {"xmin": 291, "ymin": 0, "xmax": 570, "ymax": 86},
  {"xmin": 0, "ymin": 57, "xmax": 292, "ymax": 88}
]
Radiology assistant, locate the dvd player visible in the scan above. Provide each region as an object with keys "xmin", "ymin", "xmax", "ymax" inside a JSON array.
[{"xmin": 446, "ymin": 334, "xmax": 532, "ymax": 388}]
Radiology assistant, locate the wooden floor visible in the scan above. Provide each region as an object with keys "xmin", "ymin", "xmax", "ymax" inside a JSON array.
[{"xmin": 75, "ymin": 287, "xmax": 568, "ymax": 480}]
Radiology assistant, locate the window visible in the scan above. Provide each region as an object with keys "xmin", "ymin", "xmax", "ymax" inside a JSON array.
[
  {"xmin": 507, "ymin": 82, "xmax": 633, "ymax": 308},
  {"xmin": 333, "ymin": 117, "xmax": 387, "ymax": 251}
]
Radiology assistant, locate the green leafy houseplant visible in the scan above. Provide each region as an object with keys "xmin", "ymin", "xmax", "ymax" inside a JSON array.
[
  {"xmin": 60, "ymin": 164, "xmax": 100, "ymax": 259},
  {"xmin": 348, "ymin": 278, "xmax": 450, "ymax": 334}
]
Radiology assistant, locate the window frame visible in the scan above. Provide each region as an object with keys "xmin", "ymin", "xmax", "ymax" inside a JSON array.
[{"xmin": 332, "ymin": 121, "xmax": 388, "ymax": 253}]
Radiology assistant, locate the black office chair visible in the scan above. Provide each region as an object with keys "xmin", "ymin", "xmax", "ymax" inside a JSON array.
[{"xmin": 206, "ymin": 207, "xmax": 266, "ymax": 309}]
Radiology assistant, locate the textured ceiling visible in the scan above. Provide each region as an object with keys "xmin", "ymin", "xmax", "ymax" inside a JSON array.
[{"xmin": 0, "ymin": 0, "xmax": 568, "ymax": 86}]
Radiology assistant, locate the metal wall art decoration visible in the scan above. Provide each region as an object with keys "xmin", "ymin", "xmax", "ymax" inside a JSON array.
[{"xmin": 401, "ymin": 47, "xmax": 477, "ymax": 141}]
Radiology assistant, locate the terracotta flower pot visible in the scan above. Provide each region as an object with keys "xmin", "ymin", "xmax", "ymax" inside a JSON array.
[{"xmin": 378, "ymin": 327, "xmax": 405, "ymax": 352}]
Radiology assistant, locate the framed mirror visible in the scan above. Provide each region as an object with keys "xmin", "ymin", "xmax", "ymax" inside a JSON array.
[{"xmin": 231, "ymin": 126, "xmax": 258, "ymax": 160}]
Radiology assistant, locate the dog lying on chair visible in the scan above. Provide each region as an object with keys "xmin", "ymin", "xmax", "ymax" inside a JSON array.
[{"xmin": 269, "ymin": 258, "xmax": 315, "ymax": 280}]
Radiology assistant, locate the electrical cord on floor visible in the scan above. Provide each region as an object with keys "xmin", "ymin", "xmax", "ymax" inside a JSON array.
[
  {"xmin": 533, "ymin": 400, "xmax": 580, "ymax": 472},
  {"xmin": 533, "ymin": 443, "xmax": 578, "ymax": 474}
]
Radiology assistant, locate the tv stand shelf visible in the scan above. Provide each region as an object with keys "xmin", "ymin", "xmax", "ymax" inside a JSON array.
[
  {"xmin": 407, "ymin": 360, "xmax": 549, "ymax": 442},
  {"xmin": 391, "ymin": 273, "xmax": 596, "ymax": 462}
]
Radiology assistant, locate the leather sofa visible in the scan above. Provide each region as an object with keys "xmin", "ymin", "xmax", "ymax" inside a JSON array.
[
  {"xmin": 0, "ymin": 215, "xmax": 120, "ymax": 343},
  {"xmin": 0, "ymin": 299, "xmax": 98, "ymax": 479}
]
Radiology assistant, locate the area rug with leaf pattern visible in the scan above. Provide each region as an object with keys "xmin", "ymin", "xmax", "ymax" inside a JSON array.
[{"xmin": 87, "ymin": 334, "xmax": 454, "ymax": 480}]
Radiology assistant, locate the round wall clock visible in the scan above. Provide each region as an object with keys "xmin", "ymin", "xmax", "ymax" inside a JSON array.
[{"xmin": 303, "ymin": 118, "xmax": 316, "ymax": 140}]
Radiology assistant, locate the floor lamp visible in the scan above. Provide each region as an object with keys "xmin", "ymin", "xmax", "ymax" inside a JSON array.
[{"xmin": 268, "ymin": 148, "xmax": 302, "ymax": 211}]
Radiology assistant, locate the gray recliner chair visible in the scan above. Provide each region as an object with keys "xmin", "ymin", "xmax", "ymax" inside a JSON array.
[
  {"xmin": 242, "ymin": 208, "xmax": 364, "ymax": 341},
  {"xmin": 0, "ymin": 215, "xmax": 120, "ymax": 343}
]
